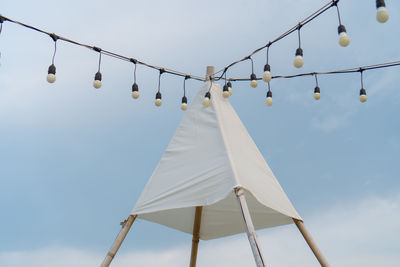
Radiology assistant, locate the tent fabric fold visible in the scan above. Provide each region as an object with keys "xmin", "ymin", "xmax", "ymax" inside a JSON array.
[{"xmin": 132, "ymin": 81, "xmax": 301, "ymax": 240}]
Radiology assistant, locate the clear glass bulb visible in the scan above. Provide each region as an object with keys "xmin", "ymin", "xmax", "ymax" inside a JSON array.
[{"xmin": 376, "ymin": 7, "xmax": 389, "ymax": 23}]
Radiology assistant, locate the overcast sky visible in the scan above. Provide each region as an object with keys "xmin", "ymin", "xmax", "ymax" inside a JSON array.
[{"xmin": 0, "ymin": 0, "xmax": 399, "ymax": 266}]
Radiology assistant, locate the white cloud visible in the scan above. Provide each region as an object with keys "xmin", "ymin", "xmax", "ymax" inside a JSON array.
[{"xmin": 1, "ymin": 193, "xmax": 399, "ymax": 267}]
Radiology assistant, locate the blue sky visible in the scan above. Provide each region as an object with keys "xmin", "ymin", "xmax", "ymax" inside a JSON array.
[{"xmin": 0, "ymin": 0, "xmax": 399, "ymax": 266}]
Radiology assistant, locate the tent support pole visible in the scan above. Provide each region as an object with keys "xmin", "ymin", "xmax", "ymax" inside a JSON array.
[
  {"xmin": 293, "ymin": 218, "xmax": 330, "ymax": 267},
  {"xmin": 190, "ymin": 206, "xmax": 203, "ymax": 267},
  {"xmin": 235, "ymin": 187, "xmax": 266, "ymax": 267},
  {"xmin": 100, "ymin": 215, "xmax": 137, "ymax": 267}
]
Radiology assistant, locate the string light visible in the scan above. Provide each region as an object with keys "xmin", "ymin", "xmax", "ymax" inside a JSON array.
[
  {"xmin": 263, "ymin": 44, "xmax": 272, "ymax": 83},
  {"xmin": 181, "ymin": 75, "xmax": 190, "ymax": 110},
  {"xmin": 265, "ymin": 82, "xmax": 273, "ymax": 106},
  {"xmin": 202, "ymin": 77, "xmax": 212, "ymax": 108},
  {"xmin": 93, "ymin": 47, "xmax": 102, "ymax": 89},
  {"xmin": 294, "ymin": 25, "xmax": 304, "ymax": 68},
  {"xmin": 376, "ymin": 0, "xmax": 389, "ymax": 23},
  {"xmin": 334, "ymin": 2, "xmax": 350, "ymax": 47},
  {"xmin": 249, "ymin": 57, "xmax": 258, "ymax": 88},
  {"xmin": 155, "ymin": 69, "xmax": 164, "ymax": 107},
  {"xmin": 313, "ymin": 74, "xmax": 321, "ymax": 100},
  {"xmin": 359, "ymin": 69, "xmax": 367, "ymax": 103},
  {"xmin": 130, "ymin": 58, "xmax": 139, "ymax": 99},
  {"xmin": 46, "ymin": 33, "xmax": 58, "ymax": 83},
  {"xmin": 222, "ymin": 71, "xmax": 230, "ymax": 98}
]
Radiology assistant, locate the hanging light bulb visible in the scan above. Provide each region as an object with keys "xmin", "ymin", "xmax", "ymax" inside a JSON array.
[
  {"xmin": 222, "ymin": 84, "xmax": 230, "ymax": 98},
  {"xmin": 294, "ymin": 48, "xmax": 304, "ymax": 68},
  {"xmin": 338, "ymin": 25, "xmax": 350, "ymax": 47},
  {"xmin": 227, "ymin": 81, "xmax": 233, "ymax": 96},
  {"xmin": 314, "ymin": 86, "xmax": 321, "ymax": 100},
  {"xmin": 250, "ymin": 73, "xmax": 258, "ymax": 88},
  {"xmin": 181, "ymin": 96, "xmax": 188, "ymax": 110},
  {"xmin": 47, "ymin": 64, "xmax": 56, "ymax": 83},
  {"xmin": 93, "ymin": 47, "xmax": 102, "ymax": 89},
  {"xmin": 376, "ymin": 0, "xmax": 389, "ymax": 23},
  {"xmin": 93, "ymin": 72, "xmax": 102, "ymax": 88},
  {"xmin": 155, "ymin": 92, "xmax": 162, "ymax": 106},
  {"xmin": 130, "ymin": 58, "xmax": 139, "ymax": 99},
  {"xmin": 46, "ymin": 33, "xmax": 58, "ymax": 83},
  {"xmin": 313, "ymin": 74, "xmax": 320, "ymax": 100},
  {"xmin": 202, "ymin": 92, "xmax": 211, "ymax": 107},
  {"xmin": 360, "ymin": 88, "xmax": 367, "ymax": 103},
  {"xmin": 263, "ymin": 64, "xmax": 271, "ymax": 83},
  {"xmin": 131, "ymin": 83, "xmax": 139, "ymax": 99},
  {"xmin": 265, "ymin": 90, "xmax": 273, "ymax": 106}
]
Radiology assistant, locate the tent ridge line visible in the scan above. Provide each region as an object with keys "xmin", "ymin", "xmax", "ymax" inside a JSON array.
[{"xmin": 211, "ymin": 83, "xmax": 240, "ymax": 187}]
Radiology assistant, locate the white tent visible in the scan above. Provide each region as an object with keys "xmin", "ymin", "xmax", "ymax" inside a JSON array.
[{"xmin": 101, "ymin": 68, "xmax": 329, "ymax": 267}]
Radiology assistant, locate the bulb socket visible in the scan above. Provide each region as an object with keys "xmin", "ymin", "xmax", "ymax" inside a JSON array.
[
  {"xmin": 132, "ymin": 83, "xmax": 139, "ymax": 92},
  {"xmin": 227, "ymin": 81, "xmax": 232, "ymax": 88},
  {"xmin": 182, "ymin": 96, "xmax": 187, "ymax": 104},
  {"xmin": 156, "ymin": 91, "xmax": 162, "ymax": 99},
  {"xmin": 223, "ymin": 85, "xmax": 229, "ymax": 92},
  {"xmin": 267, "ymin": 90, "xmax": 272, "ymax": 98},
  {"xmin": 338, "ymin": 25, "xmax": 347, "ymax": 34},
  {"xmin": 48, "ymin": 64, "xmax": 56, "ymax": 75},
  {"xmin": 264, "ymin": 64, "xmax": 271, "ymax": 72},
  {"xmin": 295, "ymin": 48, "xmax": 303, "ymax": 56},
  {"xmin": 360, "ymin": 88, "xmax": 367, "ymax": 96},
  {"xmin": 376, "ymin": 0, "xmax": 386, "ymax": 8},
  {"xmin": 205, "ymin": 92, "xmax": 211, "ymax": 99},
  {"xmin": 95, "ymin": 72, "xmax": 102, "ymax": 81},
  {"xmin": 314, "ymin": 86, "xmax": 320, "ymax": 94},
  {"xmin": 250, "ymin": 73, "xmax": 257, "ymax": 81}
]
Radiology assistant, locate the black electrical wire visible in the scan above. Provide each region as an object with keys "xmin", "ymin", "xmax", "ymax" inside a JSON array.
[{"xmin": 214, "ymin": 0, "xmax": 340, "ymax": 79}]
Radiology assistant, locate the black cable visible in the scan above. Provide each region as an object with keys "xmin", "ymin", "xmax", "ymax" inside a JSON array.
[
  {"xmin": 314, "ymin": 73, "xmax": 319, "ymax": 87},
  {"xmin": 359, "ymin": 69, "xmax": 364, "ymax": 88}
]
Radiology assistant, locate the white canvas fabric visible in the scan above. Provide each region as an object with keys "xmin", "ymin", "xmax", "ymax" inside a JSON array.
[{"xmin": 132, "ymin": 81, "xmax": 301, "ymax": 240}]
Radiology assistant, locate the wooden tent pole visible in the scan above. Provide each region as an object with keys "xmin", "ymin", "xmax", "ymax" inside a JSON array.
[
  {"xmin": 293, "ymin": 219, "xmax": 330, "ymax": 267},
  {"xmin": 190, "ymin": 206, "xmax": 203, "ymax": 267},
  {"xmin": 234, "ymin": 187, "xmax": 266, "ymax": 267},
  {"xmin": 100, "ymin": 215, "xmax": 137, "ymax": 267}
]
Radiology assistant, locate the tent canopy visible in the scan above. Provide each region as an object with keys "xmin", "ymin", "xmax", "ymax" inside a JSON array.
[{"xmin": 132, "ymin": 81, "xmax": 301, "ymax": 240}]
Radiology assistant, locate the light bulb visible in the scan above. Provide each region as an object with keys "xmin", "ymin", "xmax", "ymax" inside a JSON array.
[
  {"xmin": 263, "ymin": 64, "xmax": 271, "ymax": 82},
  {"xmin": 376, "ymin": 0, "xmax": 389, "ymax": 23},
  {"xmin": 314, "ymin": 86, "xmax": 321, "ymax": 100},
  {"xmin": 181, "ymin": 96, "xmax": 188, "ymax": 110},
  {"xmin": 131, "ymin": 83, "xmax": 139, "ymax": 99},
  {"xmin": 250, "ymin": 74, "xmax": 258, "ymax": 88},
  {"xmin": 338, "ymin": 25, "xmax": 350, "ymax": 47},
  {"xmin": 222, "ymin": 85, "xmax": 230, "ymax": 98},
  {"xmin": 376, "ymin": 7, "xmax": 389, "ymax": 22},
  {"xmin": 202, "ymin": 92, "xmax": 211, "ymax": 107},
  {"xmin": 293, "ymin": 48, "xmax": 304, "ymax": 68},
  {"xmin": 46, "ymin": 64, "xmax": 56, "ymax": 83},
  {"xmin": 155, "ymin": 92, "xmax": 162, "ymax": 106},
  {"xmin": 227, "ymin": 82, "xmax": 233, "ymax": 96},
  {"xmin": 265, "ymin": 91, "xmax": 273, "ymax": 106},
  {"xmin": 360, "ymin": 88, "xmax": 367, "ymax": 103},
  {"xmin": 93, "ymin": 72, "xmax": 102, "ymax": 89}
]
